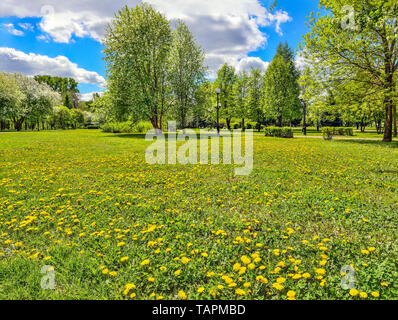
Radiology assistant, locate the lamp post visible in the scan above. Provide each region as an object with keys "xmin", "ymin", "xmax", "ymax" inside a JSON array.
[{"xmin": 215, "ymin": 88, "xmax": 221, "ymax": 135}]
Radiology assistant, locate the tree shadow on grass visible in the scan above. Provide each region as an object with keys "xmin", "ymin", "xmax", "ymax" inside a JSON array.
[
  {"xmin": 104, "ymin": 133, "xmax": 147, "ymax": 140},
  {"xmin": 335, "ymin": 139, "xmax": 398, "ymax": 148}
]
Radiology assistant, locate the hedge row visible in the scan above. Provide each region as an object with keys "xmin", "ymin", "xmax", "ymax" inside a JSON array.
[
  {"xmin": 101, "ymin": 121, "xmax": 153, "ymax": 134},
  {"xmin": 322, "ymin": 127, "xmax": 354, "ymax": 140},
  {"xmin": 264, "ymin": 126, "xmax": 294, "ymax": 138}
]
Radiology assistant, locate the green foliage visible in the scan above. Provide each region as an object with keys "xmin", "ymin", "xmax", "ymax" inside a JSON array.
[
  {"xmin": 264, "ymin": 126, "xmax": 294, "ymax": 138},
  {"xmin": 263, "ymin": 44, "xmax": 301, "ymax": 126},
  {"xmin": 169, "ymin": 20, "xmax": 206, "ymax": 129},
  {"xmin": 301, "ymin": 0, "xmax": 398, "ymax": 141},
  {"xmin": 104, "ymin": 3, "xmax": 173, "ymax": 130},
  {"xmin": 322, "ymin": 127, "xmax": 354, "ymax": 139},
  {"xmin": 101, "ymin": 121, "xmax": 153, "ymax": 134},
  {"xmin": 214, "ymin": 63, "xmax": 236, "ymax": 129}
]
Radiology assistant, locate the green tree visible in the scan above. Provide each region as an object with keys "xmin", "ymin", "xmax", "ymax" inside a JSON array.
[
  {"xmin": 234, "ymin": 70, "xmax": 249, "ymax": 130},
  {"xmin": 247, "ymin": 68, "xmax": 264, "ymax": 131},
  {"xmin": 104, "ymin": 3, "xmax": 173, "ymax": 131},
  {"xmin": 0, "ymin": 73, "xmax": 25, "ymax": 131},
  {"xmin": 263, "ymin": 53, "xmax": 301, "ymax": 127},
  {"xmin": 302, "ymin": 0, "xmax": 398, "ymax": 142},
  {"xmin": 169, "ymin": 20, "xmax": 206, "ymax": 130},
  {"xmin": 214, "ymin": 63, "xmax": 236, "ymax": 130}
]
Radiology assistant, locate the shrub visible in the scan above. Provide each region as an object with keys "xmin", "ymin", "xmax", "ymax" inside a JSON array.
[
  {"xmin": 322, "ymin": 127, "xmax": 354, "ymax": 139},
  {"xmin": 232, "ymin": 122, "xmax": 241, "ymax": 130},
  {"xmin": 101, "ymin": 121, "xmax": 154, "ymax": 134},
  {"xmin": 322, "ymin": 127, "xmax": 333, "ymax": 140},
  {"xmin": 264, "ymin": 126, "xmax": 294, "ymax": 138},
  {"xmin": 101, "ymin": 121, "xmax": 134, "ymax": 133},
  {"xmin": 132, "ymin": 121, "xmax": 154, "ymax": 133}
]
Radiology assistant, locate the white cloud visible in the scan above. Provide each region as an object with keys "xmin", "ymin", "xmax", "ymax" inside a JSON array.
[
  {"xmin": 0, "ymin": 47, "xmax": 105, "ymax": 86},
  {"xmin": 2, "ymin": 23, "xmax": 24, "ymax": 36},
  {"xmin": 80, "ymin": 91, "xmax": 103, "ymax": 101},
  {"xmin": 0, "ymin": 0, "xmax": 290, "ymax": 76},
  {"xmin": 295, "ymin": 50, "xmax": 311, "ymax": 72},
  {"xmin": 18, "ymin": 22, "xmax": 34, "ymax": 31},
  {"xmin": 235, "ymin": 57, "xmax": 269, "ymax": 73}
]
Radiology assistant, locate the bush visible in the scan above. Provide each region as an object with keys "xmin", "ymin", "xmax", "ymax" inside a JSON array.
[
  {"xmin": 322, "ymin": 127, "xmax": 333, "ymax": 140},
  {"xmin": 232, "ymin": 122, "xmax": 241, "ymax": 130},
  {"xmin": 101, "ymin": 122, "xmax": 134, "ymax": 133},
  {"xmin": 132, "ymin": 121, "xmax": 153, "ymax": 133},
  {"xmin": 101, "ymin": 121, "xmax": 154, "ymax": 134},
  {"xmin": 264, "ymin": 126, "xmax": 294, "ymax": 138},
  {"xmin": 322, "ymin": 127, "xmax": 354, "ymax": 139}
]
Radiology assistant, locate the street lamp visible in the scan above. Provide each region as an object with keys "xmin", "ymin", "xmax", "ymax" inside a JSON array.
[{"xmin": 215, "ymin": 88, "xmax": 221, "ymax": 135}]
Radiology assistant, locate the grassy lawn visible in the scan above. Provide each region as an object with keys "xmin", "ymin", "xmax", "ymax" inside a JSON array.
[{"xmin": 0, "ymin": 130, "xmax": 397, "ymax": 300}]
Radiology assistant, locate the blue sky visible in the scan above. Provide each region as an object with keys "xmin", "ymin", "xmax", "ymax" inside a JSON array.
[{"xmin": 0, "ymin": 0, "xmax": 321, "ymax": 99}]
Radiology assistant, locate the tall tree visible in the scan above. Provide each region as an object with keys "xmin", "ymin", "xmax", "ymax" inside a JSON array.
[
  {"xmin": 0, "ymin": 73, "xmax": 25, "ymax": 131},
  {"xmin": 104, "ymin": 3, "xmax": 173, "ymax": 131},
  {"xmin": 263, "ymin": 53, "xmax": 301, "ymax": 127},
  {"xmin": 234, "ymin": 70, "xmax": 249, "ymax": 130},
  {"xmin": 302, "ymin": 0, "xmax": 398, "ymax": 142},
  {"xmin": 169, "ymin": 20, "xmax": 206, "ymax": 130},
  {"xmin": 214, "ymin": 63, "xmax": 236, "ymax": 130},
  {"xmin": 247, "ymin": 68, "xmax": 264, "ymax": 131},
  {"xmin": 34, "ymin": 75, "xmax": 79, "ymax": 109}
]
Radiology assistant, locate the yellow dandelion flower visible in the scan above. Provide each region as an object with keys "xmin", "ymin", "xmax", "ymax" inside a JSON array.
[
  {"xmin": 178, "ymin": 291, "xmax": 187, "ymax": 300},
  {"xmin": 349, "ymin": 289, "xmax": 359, "ymax": 296}
]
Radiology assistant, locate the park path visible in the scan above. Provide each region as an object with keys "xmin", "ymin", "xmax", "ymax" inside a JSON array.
[{"xmin": 294, "ymin": 135, "xmax": 398, "ymax": 141}]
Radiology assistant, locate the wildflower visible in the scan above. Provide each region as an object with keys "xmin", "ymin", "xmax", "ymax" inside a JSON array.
[
  {"xmin": 141, "ymin": 259, "xmax": 150, "ymax": 266},
  {"xmin": 360, "ymin": 292, "xmax": 368, "ymax": 298},
  {"xmin": 276, "ymin": 277, "xmax": 286, "ymax": 284},
  {"xmin": 233, "ymin": 263, "xmax": 241, "ymax": 271},
  {"xmin": 371, "ymin": 292, "xmax": 379, "ymax": 298},
  {"xmin": 272, "ymin": 283, "xmax": 284, "ymax": 291},
  {"xmin": 315, "ymin": 268, "xmax": 326, "ymax": 275},
  {"xmin": 123, "ymin": 283, "xmax": 136, "ymax": 295},
  {"xmin": 120, "ymin": 256, "xmax": 129, "ymax": 262},
  {"xmin": 148, "ymin": 277, "xmax": 155, "ymax": 282},
  {"xmin": 197, "ymin": 287, "xmax": 205, "ymax": 293},
  {"xmin": 181, "ymin": 257, "xmax": 190, "ymax": 264},
  {"xmin": 238, "ymin": 267, "xmax": 247, "ymax": 275},
  {"xmin": 287, "ymin": 290, "xmax": 296, "ymax": 300},
  {"xmin": 109, "ymin": 271, "xmax": 117, "ymax": 276},
  {"xmin": 349, "ymin": 289, "xmax": 359, "ymax": 296},
  {"xmin": 241, "ymin": 255, "xmax": 251, "ymax": 265},
  {"xmin": 178, "ymin": 291, "xmax": 187, "ymax": 300},
  {"xmin": 174, "ymin": 269, "xmax": 181, "ymax": 276},
  {"xmin": 235, "ymin": 288, "xmax": 246, "ymax": 296}
]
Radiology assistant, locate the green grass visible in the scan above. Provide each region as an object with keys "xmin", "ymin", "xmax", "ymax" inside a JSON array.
[{"xmin": 0, "ymin": 130, "xmax": 397, "ymax": 300}]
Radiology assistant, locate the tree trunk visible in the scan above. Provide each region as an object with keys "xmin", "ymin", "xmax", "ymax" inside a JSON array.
[
  {"xmin": 383, "ymin": 92, "xmax": 393, "ymax": 142},
  {"xmin": 0, "ymin": 120, "xmax": 5, "ymax": 131},
  {"xmin": 278, "ymin": 116, "xmax": 283, "ymax": 127},
  {"xmin": 393, "ymin": 103, "xmax": 397, "ymax": 138},
  {"xmin": 150, "ymin": 116, "xmax": 162, "ymax": 134},
  {"xmin": 242, "ymin": 118, "xmax": 245, "ymax": 132},
  {"xmin": 226, "ymin": 118, "xmax": 231, "ymax": 130},
  {"xmin": 13, "ymin": 118, "xmax": 24, "ymax": 131}
]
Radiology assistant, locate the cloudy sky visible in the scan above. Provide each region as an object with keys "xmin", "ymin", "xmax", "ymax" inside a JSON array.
[{"xmin": 0, "ymin": 0, "xmax": 319, "ymax": 100}]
